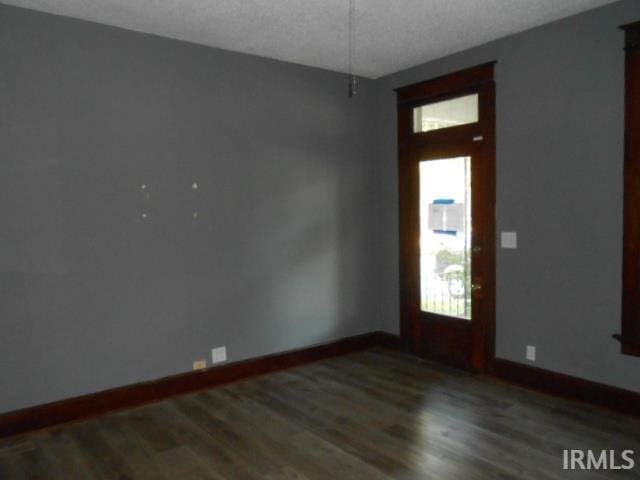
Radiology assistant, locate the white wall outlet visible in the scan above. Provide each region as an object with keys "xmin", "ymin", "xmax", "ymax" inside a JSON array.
[
  {"xmin": 526, "ymin": 345, "xmax": 536, "ymax": 362},
  {"xmin": 501, "ymin": 231, "xmax": 517, "ymax": 249},
  {"xmin": 193, "ymin": 359, "xmax": 207, "ymax": 371},
  {"xmin": 211, "ymin": 346, "xmax": 227, "ymax": 364}
]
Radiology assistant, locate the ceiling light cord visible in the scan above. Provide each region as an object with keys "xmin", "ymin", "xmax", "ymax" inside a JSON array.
[{"xmin": 348, "ymin": 0, "xmax": 357, "ymax": 97}]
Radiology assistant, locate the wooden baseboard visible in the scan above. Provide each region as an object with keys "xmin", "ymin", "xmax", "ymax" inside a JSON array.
[
  {"xmin": 8, "ymin": 334, "xmax": 633, "ymax": 439},
  {"xmin": 489, "ymin": 358, "xmax": 640, "ymax": 418},
  {"xmin": 373, "ymin": 331, "xmax": 401, "ymax": 350},
  {"xmin": 0, "ymin": 331, "xmax": 396, "ymax": 439}
]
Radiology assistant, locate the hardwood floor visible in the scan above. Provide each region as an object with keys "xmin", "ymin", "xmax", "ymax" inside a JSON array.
[{"xmin": 1, "ymin": 348, "xmax": 640, "ymax": 479}]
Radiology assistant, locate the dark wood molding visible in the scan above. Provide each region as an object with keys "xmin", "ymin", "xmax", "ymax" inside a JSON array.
[
  {"xmin": 613, "ymin": 333, "xmax": 640, "ymax": 348},
  {"xmin": 0, "ymin": 331, "xmax": 397, "ymax": 439},
  {"xmin": 619, "ymin": 20, "xmax": 640, "ymax": 357},
  {"xmin": 369, "ymin": 331, "xmax": 401, "ymax": 350},
  {"xmin": 395, "ymin": 62, "xmax": 496, "ymax": 105},
  {"xmin": 621, "ymin": 21, "xmax": 640, "ymax": 50},
  {"xmin": 489, "ymin": 359, "xmax": 640, "ymax": 418}
]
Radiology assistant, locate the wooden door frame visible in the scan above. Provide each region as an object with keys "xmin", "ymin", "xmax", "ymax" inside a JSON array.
[
  {"xmin": 617, "ymin": 21, "xmax": 640, "ymax": 356},
  {"xmin": 396, "ymin": 62, "xmax": 496, "ymax": 372}
]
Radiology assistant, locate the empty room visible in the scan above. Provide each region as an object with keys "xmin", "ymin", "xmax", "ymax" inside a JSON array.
[{"xmin": 2, "ymin": 0, "xmax": 640, "ymax": 478}]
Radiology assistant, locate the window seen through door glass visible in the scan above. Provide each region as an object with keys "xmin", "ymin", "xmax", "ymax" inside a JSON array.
[{"xmin": 419, "ymin": 157, "xmax": 472, "ymax": 320}]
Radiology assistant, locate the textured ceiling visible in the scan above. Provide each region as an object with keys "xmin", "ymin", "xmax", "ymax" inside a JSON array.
[{"xmin": 4, "ymin": 0, "xmax": 619, "ymax": 78}]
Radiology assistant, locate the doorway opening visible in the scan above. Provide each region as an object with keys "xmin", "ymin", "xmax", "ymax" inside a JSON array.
[{"xmin": 396, "ymin": 63, "xmax": 496, "ymax": 371}]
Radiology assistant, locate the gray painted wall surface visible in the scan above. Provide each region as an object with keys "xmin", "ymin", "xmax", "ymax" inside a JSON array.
[
  {"xmin": 3, "ymin": 0, "xmax": 640, "ymax": 414},
  {"xmin": 0, "ymin": 4, "xmax": 377, "ymax": 413},
  {"xmin": 372, "ymin": 0, "xmax": 640, "ymax": 392}
]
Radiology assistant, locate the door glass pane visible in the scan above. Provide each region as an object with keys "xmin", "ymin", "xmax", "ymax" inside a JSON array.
[
  {"xmin": 419, "ymin": 157, "xmax": 472, "ymax": 320},
  {"xmin": 413, "ymin": 94, "xmax": 478, "ymax": 133}
]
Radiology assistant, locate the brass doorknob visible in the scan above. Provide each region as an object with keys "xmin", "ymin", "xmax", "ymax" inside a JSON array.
[{"xmin": 471, "ymin": 283, "xmax": 482, "ymax": 292}]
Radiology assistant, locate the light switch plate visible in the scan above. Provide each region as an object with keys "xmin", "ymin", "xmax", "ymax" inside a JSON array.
[
  {"xmin": 501, "ymin": 231, "xmax": 517, "ymax": 249},
  {"xmin": 211, "ymin": 346, "xmax": 227, "ymax": 364},
  {"xmin": 526, "ymin": 345, "xmax": 536, "ymax": 361}
]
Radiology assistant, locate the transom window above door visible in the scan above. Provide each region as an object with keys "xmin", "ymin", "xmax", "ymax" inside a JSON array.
[{"xmin": 413, "ymin": 94, "xmax": 479, "ymax": 133}]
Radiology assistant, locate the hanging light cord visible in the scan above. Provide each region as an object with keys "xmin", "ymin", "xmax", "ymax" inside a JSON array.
[{"xmin": 348, "ymin": 0, "xmax": 357, "ymax": 97}]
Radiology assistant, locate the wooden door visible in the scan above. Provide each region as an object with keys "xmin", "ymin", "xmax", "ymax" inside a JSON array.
[{"xmin": 397, "ymin": 63, "xmax": 496, "ymax": 371}]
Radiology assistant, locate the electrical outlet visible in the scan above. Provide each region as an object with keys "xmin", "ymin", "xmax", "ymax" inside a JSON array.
[
  {"xmin": 526, "ymin": 345, "xmax": 536, "ymax": 362},
  {"xmin": 501, "ymin": 231, "xmax": 517, "ymax": 249},
  {"xmin": 211, "ymin": 346, "xmax": 227, "ymax": 364},
  {"xmin": 193, "ymin": 359, "xmax": 207, "ymax": 371}
]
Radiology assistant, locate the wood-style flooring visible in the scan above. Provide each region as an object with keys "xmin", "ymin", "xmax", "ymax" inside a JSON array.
[{"xmin": 1, "ymin": 348, "xmax": 640, "ymax": 479}]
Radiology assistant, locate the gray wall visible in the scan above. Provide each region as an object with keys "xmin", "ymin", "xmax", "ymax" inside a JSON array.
[
  {"xmin": 0, "ymin": 4, "xmax": 377, "ymax": 413},
  {"xmin": 372, "ymin": 0, "xmax": 640, "ymax": 392},
  {"xmin": 3, "ymin": 0, "xmax": 640, "ymax": 415}
]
